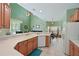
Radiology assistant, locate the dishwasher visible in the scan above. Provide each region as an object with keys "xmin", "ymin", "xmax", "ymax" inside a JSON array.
[{"xmin": 38, "ymin": 36, "xmax": 46, "ymax": 47}]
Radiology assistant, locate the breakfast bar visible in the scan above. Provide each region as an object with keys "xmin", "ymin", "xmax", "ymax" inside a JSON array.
[{"xmin": 0, "ymin": 32, "xmax": 50, "ymax": 56}]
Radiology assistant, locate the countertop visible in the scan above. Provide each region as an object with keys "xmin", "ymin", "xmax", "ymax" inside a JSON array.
[
  {"xmin": 0, "ymin": 32, "xmax": 50, "ymax": 56},
  {"xmin": 70, "ymin": 39, "xmax": 79, "ymax": 47}
]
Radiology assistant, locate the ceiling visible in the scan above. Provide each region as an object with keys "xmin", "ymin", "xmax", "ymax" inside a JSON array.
[{"xmin": 18, "ymin": 3, "xmax": 79, "ymax": 21}]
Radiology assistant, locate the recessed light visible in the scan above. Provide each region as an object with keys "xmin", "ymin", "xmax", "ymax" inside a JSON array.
[{"xmin": 39, "ymin": 10, "xmax": 42, "ymax": 12}]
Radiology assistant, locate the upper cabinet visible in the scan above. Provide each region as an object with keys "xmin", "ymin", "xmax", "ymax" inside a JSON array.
[
  {"xmin": 0, "ymin": 3, "xmax": 3, "ymax": 28},
  {"xmin": 69, "ymin": 8, "xmax": 79, "ymax": 22},
  {"xmin": 0, "ymin": 3, "xmax": 10, "ymax": 29},
  {"xmin": 4, "ymin": 3, "xmax": 10, "ymax": 28}
]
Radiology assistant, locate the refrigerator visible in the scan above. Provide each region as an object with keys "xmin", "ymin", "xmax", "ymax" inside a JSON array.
[{"xmin": 63, "ymin": 22, "xmax": 79, "ymax": 55}]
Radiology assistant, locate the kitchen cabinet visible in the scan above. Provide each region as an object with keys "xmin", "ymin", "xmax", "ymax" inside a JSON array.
[
  {"xmin": 69, "ymin": 40, "xmax": 79, "ymax": 56},
  {"xmin": 69, "ymin": 40, "xmax": 74, "ymax": 56},
  {"xmin": 46, "ymin": 36, "xmax": 50, "ymax": 47},
  {"xmin": 74, "ymin": 43, "xmax": 79, "ymax": 56},
  {"xmin": 69, "ymin": 8, "xmax": 79, "ymax": 22},
  {"xmin": 18, "ymin": 41, "xmax": 28, "ymax": 56},
  {"xmin": 27, "ymin": 39, "xmax": 33, "ymax": 54},
  {"xmin": 15, "ymin": 43, "xmax": 19, "ymax": 51},
  {"xmin": 0, "ymin": 3, "xmax": 3, "ymax": 28},
  {"xmin": 15, "ymin": 36, "xmax": 50, "ymax": 56},
  {"xmin": 15, "ymin": 36, "xmax": 38, "ymax": 56},
  {"xmin": 15, "ymin": 40, "xmax": 28, "ymax": 56},
  {"xmin": 4, "ymin": 3, "xmax": 10, "ymax": 28},
  {"xmin": 0, "ymin": 3, "xmax": 10, "ymax": 29},
  {"xmin": 74, "ymin": 8, "xmax": 79, "ymax": 22},
  {"xmin": 33, "ymin": 37, "xmax": 38, "ymax": 50}
]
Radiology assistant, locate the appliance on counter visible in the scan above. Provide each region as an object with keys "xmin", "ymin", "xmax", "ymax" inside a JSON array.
[
  {"xmin": 31, "ymin": 30, "xmax": 42, "ymax": 32},
  {"xmin": 16, "ymin": 31, "xmax": 23, "ymax": 34}
]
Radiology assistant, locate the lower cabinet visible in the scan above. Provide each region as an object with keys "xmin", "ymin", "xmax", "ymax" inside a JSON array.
[
  {"xmin": 74, "ymin": 44, "xmax": 79, "ymax": 56},
  {"xmin": 33, "ymin": 37, "xmax": 38, "ymax": 50},
  {"xmin": 15, "ymin": 36, "xmax": 49, "ymax": 56},
  {"xmin": 46, "ymin": 36, "xmax": 50, "ymax": 47},
  {"xmin": 27, "ymin": 39, "xmax": 33, "ymax": 54},
  {"xmin": 18, "ymin": 41, "xmax": 28, "ymax": 56},
  {"xmin": 69, "ymin": 40, "xmax": 79, "ymax": 56},
  {"xmin": 15, "ymin": 36, "xmax": 38, "ymax": 56},
  {"xmin": 69, "ymin": 40, "xmax": 74, "ymax": 56}
]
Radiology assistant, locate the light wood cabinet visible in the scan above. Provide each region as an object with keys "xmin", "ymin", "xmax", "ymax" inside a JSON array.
[
  {"xmin": 27, "ymin": 39, "xmax": 33, "ymax": 54},
  {"xmin": 69, "ymin": 8, "xmax": 79, "ymax": 22},
  {"xmin": 74, "ymin": 43, "xmax": 79, "ymax": 56},
  {"xmin": 69, "ymin": 40, "xmax": 74, "ymax": 56},
  {"xmin": 4, "ymin": 4, "xmax": 10, "ymax": 28},
  {"xmin": 46, "ymin": 36, "xmax": 50, "ymax": 47},
  {"xmin": 18, "ymin": 41, "xmax": 28, "ymax": 56},
  {"xmin": 74, "ymin": 8, "xmax": 79, "ymax": 22},
  {"xmin": 0, "ymin": 3, "xmax": 2, "ymax": 28},
  {"xmin": 33, "ymin": 37, "xmax": 38, "ymax": 50},
  {"xmin": 15, "ymin": 36, "xmax": 50, "ymax": 56},
  {"xmin": 0, "ymin": 3, "xmax": 10, "ymax": 29},
  {"xmin": 15, "ymin": 36, "xmax": 38, "ymax": 56},
  {"xmin": 69, "ymin": 40, "xmax": 79, "ymax": 56},
  {"xmin": 15, "ymin": 43, "xmax": 19, "ymax": 51}
]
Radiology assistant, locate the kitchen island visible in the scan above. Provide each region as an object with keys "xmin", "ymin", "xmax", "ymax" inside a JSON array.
[{"xmin": 0, "ymin": 32, "xmax": 50, "ymax": 56}]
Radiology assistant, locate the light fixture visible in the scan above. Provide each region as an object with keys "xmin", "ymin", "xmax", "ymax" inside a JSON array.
[
  {"xmin": 39, "ymin": 10, "xmax": 42, "ymax": 12},
  {"xmin": 26, "ymin": 12, "xmax": 32, "ymax": 16}
]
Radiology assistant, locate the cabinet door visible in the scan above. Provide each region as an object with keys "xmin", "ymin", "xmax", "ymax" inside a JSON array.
[
  {"xmin": 4, "ymin": 4, "xmax": 10, "ymax": 28},
  {"xmin": 27, "ymin": 39, "xmax": 33, "ymax": 54},
  {"xmin": 18, "ymin": 41, "xmax": 28, "ymax": 56},
  {"xmin": 74, "ymin": 44, "xmax": 79, "ymax": 56},
  {"xmin": 0, "ymin": 4, "xmax": 2, "ymax": 28},
  {"xmin": 74, "ymin": 9, "xmax": 79, "ymax": 21},
  {"xmin": 46, "ymin": 36, "xmax": 50, "ymax": 47},
  {"xmin": 33, "ymin": 37, "xmax": 38, "ymax": 50},
  {"xmin": 69, "ymin": 41, "xmax": 74, "ymax": 56},
  {"xmin": 15, "ymin": 43, "xmax": 19, "ymax": 51}
]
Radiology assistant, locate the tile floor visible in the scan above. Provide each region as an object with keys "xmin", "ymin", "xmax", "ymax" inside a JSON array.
[{"xmin": 40, "ymin": 38, "xmax": 66, "ymax": 56}]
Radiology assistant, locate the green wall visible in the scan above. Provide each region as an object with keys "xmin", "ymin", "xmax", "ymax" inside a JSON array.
[
  {"xmin": 10, "ymin": 3, "xmax": 31, "ymax": 33},
  {"xmin": 31, "ymin": 15, "xmax": 46, "ymax": 32},
  {"xmin": 46, "ymin": 21, "xmax": 62, "ymax": 26},
  {"xmin": 10, "ymin": 3, "xmax": 47, "ymax": 33},
  {"xmin": 0, "ymin": 4, "xmax": 76, "ymax": 35}
]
